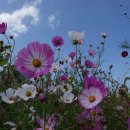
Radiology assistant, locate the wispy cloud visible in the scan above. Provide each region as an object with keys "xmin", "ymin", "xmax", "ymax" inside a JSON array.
[
  {"xmin": 48, "ymin": 12, "xmax": 60, "ymax": 30},
  {"xmin": 8, "ymin": 0, "xmax": 15, "ymax": 4},
  {"xmin": 0, "ymin": 0, "xmax": 43, "ymax": 37}
]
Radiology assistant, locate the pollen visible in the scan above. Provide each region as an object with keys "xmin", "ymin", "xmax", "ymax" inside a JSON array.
[
  {"xmin": 26, "ymin": 91, "xmax": 32, "ymax": 97},
  {"xmin": 32, "ymin": 59, "xmax": 41, "ymax": 67},
  {"xmin": 89, "ymin": 96, "xmax": 95, "ymax": 102}
]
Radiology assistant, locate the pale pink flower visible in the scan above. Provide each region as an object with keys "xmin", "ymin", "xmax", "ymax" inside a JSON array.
[
  {"xmin": 0, "ymin": 88, "xmax": 17, "ymax": 104},
  {"xmin": 15, "ymin": 41, "xmax": 54, "ymax": 78},
  {"xmin": 78, "ymin": 76, "xmax": 106, "ymax": 109}
]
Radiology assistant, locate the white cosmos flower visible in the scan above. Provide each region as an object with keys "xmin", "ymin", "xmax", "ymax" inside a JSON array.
[
  {"xmin": 28, "ymin": 107, "xmax": 36, "ymax": 121},
  {"xmin": 16, "ymin": 84, "xmax": 37, "ymax": 101},
  {"xmin": 0, "ymin": 66, "xmax": 3, "ymax": 72},
  {"xmin": 0, "ymin": 88, "xmax": 17, "ymax": 104},
  {"xmin": 59, "ymin": 91, "xmax": 76, "ymax": 103},
  {"xmin": 57, "ymin": 83, "xmax": 72, "ymax": 93},
  {"xmin": 4, "ymin": 121, "xmax": 16, "ymax": 130},
  {"xmin": 50, "ymin": 63, "xmax": 61, "ymax": 73},
  {"xmin": 68, "ymin": 31, "xmax": 86, "ymax": 44},
  {"xmin": 64, "ymin": 57, "xmax": 72, "ymax": 63}
]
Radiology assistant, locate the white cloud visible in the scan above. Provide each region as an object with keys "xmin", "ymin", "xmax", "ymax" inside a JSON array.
[
  {"xmin": 48, "ymin": 12, "xmax": 60, "ymax": 30},
  {"xmin": 8, "ymin": 0, "xmax": 15, "ymax": 4},
  {"xmin": 0, "ymin": 0, "xmax": 43, "ymax": 37}
]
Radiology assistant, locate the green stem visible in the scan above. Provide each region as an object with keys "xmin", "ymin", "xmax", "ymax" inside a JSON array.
[{"xmin": 75, "ymin": 44, "xmax": 83, "ymax": 86}]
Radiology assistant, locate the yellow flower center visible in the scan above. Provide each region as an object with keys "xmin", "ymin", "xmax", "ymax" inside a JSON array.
[
  {"xmin": 68, "ymin": 76, "xmax": 72, "ymax": 81},
  {"xmin": 89, "ymin": 96, "xmax": 95, "ymax": 102},
  {"xmin": 8, "ymin": 96, "xmax": 13, "ymax": 100},
  {"xmin": 90, "ymin": 110, "xmax": 96, "ymax": 117},
  {"xmin": 26, "ymin": 91, "xmax": 32, "ymax": 97},
  {"xmin": 32, "ymin": 59, "xmax": 41, "ymax": 67},
  {"xmin": 45, "ymin": 128, "xmax": 49, "ymax": 130},
  {"xmin": 66, "ymin": 99, "xmax": 70, "ymax": 103}
]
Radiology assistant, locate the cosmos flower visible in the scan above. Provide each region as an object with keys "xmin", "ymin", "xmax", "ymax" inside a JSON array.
[
  {"xmin": 68, "ymin": 31, "xmax": 85, "ymax": 45},
  {"xmin": 69, "ymin": 52, "xmax": 76, "ymax": 59},
  {"xmin": 50, "ymin": 63, "xmax": 61, "ymax": 73},
  {"xmin": 85, "ymin": 60, "xmax": 96, "ymax": 68},
  {"xmin": 0, "ymin": 22, "xmax": 7, "ymax": 34},
  {"xmin": 78, "ymin": 76, "xmax": 106, "ymax": 109},
  {"xmin": 59, "ymin": 91, "xmax": 76, "ymax": 103},
  {"xmin": 128, "ymin": 118, "xmax": 130, "ymax": 130},
  {"xmin": 88, "ymin": 49, "xmax": 96, "ymax": 57},
  {"xmin": 28, "ymin": 107, "xmax": 36, "ymax": 121},
  {"xmin": 101, "ymin": 33, "xmax": 106, "ymax": 38},
  {"xmin": 82, "ymin": 106, "xmax": 103, "ymax": 121},
  {"xmin": 35, "ymin": 114, "xmax": 57, "ymax": 130},
  {"xmin": 52, "ymin": 36, "xmax": 64, "ymax": 47},
  {"xmin": 78, "ymin": 87, "xmax": 103, "ymax": 109},
  {"xmin": 76, "ymin": 106, "xmax": 104, "ymax": 130},
  {"xmin": 15, "ymin": 41, "xmax": 54, "ymax": 78},
  {"xmin": 121, "ymin": 51, "xmax": 128, "ymax": 57},
  {"xmin": 3, "ymin": 121, "xmax": 16, "ymax": 130},
  {"xmin": 56, "ymin": 83, "xmax": 72, "ymax": 93},
  {"xmin": 84, "ymin": 76, "xmax": 106, "ymax": 97},
  {"xmin": 16, "ymin": 84, "xmax": 37, "ymax": 101},
  {"xmin": 0, "ymin": 88, "xmax": 17, "ymax": 104}
]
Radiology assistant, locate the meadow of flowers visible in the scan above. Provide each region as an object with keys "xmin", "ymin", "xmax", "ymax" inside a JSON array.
[{"xmin": 0, "ymin": 22, "xmax": 130, "ymax": 130}]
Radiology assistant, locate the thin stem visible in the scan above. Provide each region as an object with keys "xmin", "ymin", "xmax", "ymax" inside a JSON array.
[{"xmin": 75, "ymin": 44, "xmax": 83, "ymax": 86}]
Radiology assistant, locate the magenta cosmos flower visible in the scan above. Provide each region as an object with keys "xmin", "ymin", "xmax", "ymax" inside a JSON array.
[
  {"xmin": 52, "ymin": 36, "xmax": 64, "ymax": 47},
  {"xmin": 128, "ymin": 118, "xmax": 130, "ymax": 130},
  {"xmin": 34, "ymin": 114, "xmax": 57, "ymax": 130},
  {"xmin": 78, "ymin": 76, "xmax": 106, "ymax": 109},
  {"xmin": 88, "ymin": 49, "xmax": 96, "ymax": 57},
  {"xmin": 69, "ymin": 52, "xmax": 76, "ymax": 59},
  {"xmin": 0, "ymin": 22, "xmax": 7, "ymax": 34},
  {"xmin": 121, "ymin": 51, "xmax": 128, "ymax": 58},
  {"xmin": 15, "ymin": 41, "xmax": 54, "ymax": 78},
  {"xmin": 85, "ymin": 60, "xmax": 96, "ymax": 68}
]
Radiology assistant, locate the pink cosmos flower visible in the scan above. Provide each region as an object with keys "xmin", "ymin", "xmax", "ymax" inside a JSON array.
[
  {"xmin": 69, "ymin": 52, "xmax": 76, "ymax": 59},
  {"xmin": 76, "ymin": 106, "xmax": 103, "ymax": 124},
  {"xmin": 0, "ymin": 22, "xmax": 7, "ymax": 34},
  {"xmin": 128, "ymin": 102, "xmax": 130, "ymax": 107},
  {"xmin": 34, "ymin": 114, "xmax": 57, "ymax": 130},
  {"xmin": 78, "ymin": 76, "xmax": 106, "ymax": 109},
  {"xmin": 85, "ymin": 60, "xmax": 96, "ymax": 68},
  {"xmin": 15, "ymin": 41, "xmax": 54, "ymax": 78},
  {"xmin": 88, "ymin": 49, "xmax": 96, "ymax": 57},
  {"xmin": 76, "ymin": 106, "xmax": 104, "ymax": 130},
  {"xmin": 128, "ymin": 118, "xmax": 130, "ymax": 130},
  {"xmin": 52, "ymin": 36, "xmax": 64, "ymax": 47},
  {"xmin": 83, "ymin": 76, "xmax": 106, "ymax": 97}
]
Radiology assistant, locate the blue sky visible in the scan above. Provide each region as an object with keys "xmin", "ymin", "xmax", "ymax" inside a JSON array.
[{"xmin": 0, "ymin": 0, "xmax": 130, "ymax": 83}]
